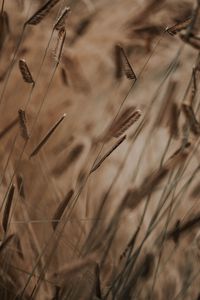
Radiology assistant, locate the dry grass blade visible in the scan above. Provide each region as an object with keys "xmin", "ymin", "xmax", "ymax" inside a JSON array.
[
  {"xmin": 70, "ymin": 17, "xmax": 93, "ymax": 45},
  {"xmin": 166, "ymin": 213, "xmax": 200, "ymax": 242},
  {"xmin": 1, "ymin": 0, "xmax": 5, "ymax": 14},
  {"xmin": 0, "ymin": 234, "xmax": 15, "ymax": 253},
  {"xmin": 54, "ymin": 6, "xmax": 70, "ymax": 31},
  {"xmin": 0, "ymin": 117, "xmax": 18, "ymax": 140},
  {"xmin": 140, "ymin": 253, "xmax": 155, "ymax": 280},
  {"xmin": 15, "ymin": 235, "xmax": 24, "ymax": 259},
  {"xmin": 166, "ymin": 17, "xmax": 191, "ymax": 36},
  {"xmin": 90, "ymin": 135, "xmax": 126, "ymax": 173},
  {"xmin": 123, "ymin": 167, "xmax": 169, "ymax": 210},
  {"xmin": 75, "ymin": 17, "xmax": 91, "ymax": 36},
  {"xmin": 52, "ymin": 135, "xmax": 74, "ymax": 154},
  {"xmin": 16, "ymin": 174, "xmax": 25, "ymax": 199},
  {"xmin": 94, "ymin": 264, "xmax": 101, "ymax": 298},
  {"xmin": 182, "ymin": 103, "xmax": 200, "ymax": 135},
  {"xmin": 180, "ymin": 33, "xmax": 200, "ymax": 50},
  {"xmin": 165, "ymin": 141, "xmax": 191, "ymax": 166},
  {"xmin": 185, "ymin": 0, "xmax": 200, "ymax": 38},
  {"xmin": 128, "ymin": 25, "xmax": 163, "ymax": 52},
  {"xmin": 124, "ymin": 143, "xmax": 191, "ymax": 210},
  {"xmin": 54, "ymin": 28, "xmax": 66, "ymax": 64},
  {"xmin": 155, "ymin": 80, "xmax": 177, "ymax": 128},
  {"xmin": 190, "ymin": 182, "xmax": 200, "ymax": 198},
  {"xmin": 60, "ymin": 67, "xmax": 69, "ymax": 85},
  {"xmin": 129, "ymin": 0, "xmax": 166, "ymax": 26},
  {"xmin": 0, "ymin": 68, "xmax": 7, "ymax": 82},
  {"xmin": 51, "ymin": 256, "xmax": 96, "ymax": 283},
  {"xmin": 116, "ymin": 45, "xmax": 137, "ymax": 80},
  {"xmin": 2, "ymin": 1, "xmax": 200, "ymax": 298},
  {"xmin": 62, "ymin": 54, "xmax": 90, "ymax": 93},
  {"xmin": 0, "ymin": 11, "xmax": 9, "ymax": 51},
  {"xmin": 18, "ymin": 109, "xmax": 29, "ymax": 140},
  {"xmin": 52, "ymin": 189, "xmax": 74, "ymax": 230},
  {"xmin": 2, "ymin": 184, "xmax": 15, "ymax": 233},
  {"xmin": 25, "ymin": 0, "xmax": 61, "ymax": 26},
  {"xmin": 104, "ymin": 107, "xmax": 141, "ymax": 141},
  {"xmin": 168, "ymin": 102, "xmax": 179, "ymax": 138},
  {"xmin": 18, "ymin": 59, "xmax": 34, "ymax": 84},
  {"xmin": 132, "ymin": 25, "xmax": 163, "ymax": 37},
  {"xmin": 16, "ymin": 0, "xmax": 24, "ymax": 10},
  {"xmin": 189, "ymin": 65, "xmax": 200, "ymax": 106},
  {"xmin": 119, "ymin": 253, "xmax": 155, "ymax": 298},
  {"xmin": 114, "ymin": 44, "xmax": 123, "ymax": 80},
  {"xmin": 52, "ymin": 143, "xmax": 84, "ymax": 176},
  {"xmin": 30, "ymin": 113, "xmax": 66, "ymax": 158}
]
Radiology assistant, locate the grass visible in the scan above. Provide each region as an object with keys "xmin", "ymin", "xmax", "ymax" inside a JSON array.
[{"xmin": 0, "ymin": 0, "xmax": 200, "ymax": 299}]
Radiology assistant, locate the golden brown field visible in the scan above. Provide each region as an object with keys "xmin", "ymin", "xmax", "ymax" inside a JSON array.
[{"xmin": 0, "ymin": 0, "xmax": 200, "ymax": 299}]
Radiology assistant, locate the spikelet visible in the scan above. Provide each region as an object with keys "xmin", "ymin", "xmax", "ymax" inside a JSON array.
[
  {"xmin": 18, "ymin": 59, "xmax": 34, "ymax": 84},
  {"xmin": 166, "ymin": 17, "xmax": 191, "ymax": 35},
  {"xmin": 104, "ymin": 107, "xmax": 141, "ymax": 142},
  {"xmin": 2, "ymin": 184, "xmax": 15, "ymax": 233},
  {"xmin": 182, "ymin": 103, "xmax": 200, "ymax": 135},
  {"xmin": 53, "ymin": 27, "xmax": 66, "ymax": 64},
  {"xmin": 52, "ymin": 189, "xmax": 74, "ymax": 230},
  {"xmin": 54, "ymin": 6, "xmax": 70, "ymax": 31},
  {"xmin": 30, "ymin": 113, "xmax": 66, "ymax": 158},
  {"xmin": 90, "ymin": 135, "xmax": 126, "ymax": 173},
  {"xmin": 25, "ymin": 0, "xmax": 61, "ymax": 26},
  {"xmin": 116, "ymin": 45, "xmax": 137, "ymax": 80},
  {"xmin": 18, "ymin": 109, "xmax": 29, "ymax": 140}
]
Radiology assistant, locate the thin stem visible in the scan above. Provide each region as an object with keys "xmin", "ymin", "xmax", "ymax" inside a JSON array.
[{"xmin": 1, "ymin": 0, "xmax": 5, "ymax": 14}]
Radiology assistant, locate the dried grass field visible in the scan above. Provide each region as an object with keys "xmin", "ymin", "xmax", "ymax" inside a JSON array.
[{"xmin": 0, "ymin": 0, "xmax": 200, "ymax": 299}]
